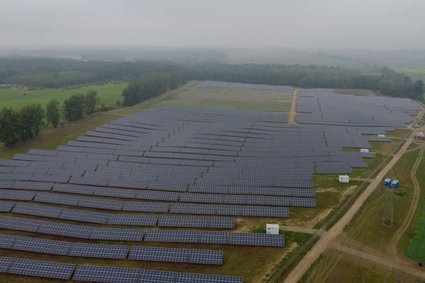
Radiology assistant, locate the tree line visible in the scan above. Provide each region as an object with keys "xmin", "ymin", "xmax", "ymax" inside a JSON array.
[
  {"xmin": 0, "ymin": 91, "xmax": 99, "ymax": 147},
  {"xmin": 122, "ymin": 71, "xmax": 192, "ymax": 106},
  {"xmin": 121, "ymin": 64, "xmax": 423, "ymax": 106},
  {"xmin": 0, "ymin": 58, "xmax": 423, "ymax": 99}
]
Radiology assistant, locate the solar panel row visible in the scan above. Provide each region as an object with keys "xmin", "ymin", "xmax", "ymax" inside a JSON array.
[
  {"xmin": 0, "ymin": 257, "xmax": 243, "ymax": 282},
  {"xmin": 180, "ymin": 193, "xmax": 316, "ymax": 207},
  {"xmin": 0, "ymin": 257, "xmax": 75, "ymax": 280},
  {"xmin": 2, "ymin": 234, "xmax": 225, "ymax": 264},
  {"xmin": 145, "ymin": 230, "xmax": 285, "ymax": 247},
  {"xmin": 73, "ymin": 264, "xmax": 243, "ymax": 283},
  {"xmin": 0, "ymin": 216, "xmax": 281, "ymax": 247},
  {"xmin": 129, "ymin": 246, "xmax": 223, "ymax": 265},
  {"xmin": 0, "ymin": 216, "xmax": 144, "ymax": 241},
  {"xmin": 11, "ymin": 202, "xmax": 235, "ymax": 228},
  {"xmin": 171, "ymin": 203, "xmax": 289, "ymax": 217}
]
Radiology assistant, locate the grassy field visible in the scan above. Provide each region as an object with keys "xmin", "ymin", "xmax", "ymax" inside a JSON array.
[
  {"xmin": 156, "ymin": 82, "xmax": 293, "ymax": 112},
  {"xmin": 344, "ymin": 149, "xmax": 419, "ymax": 251},
  {"xmin": 0, "ymin": 82, "xmax": 127, "ymax": 110},
  {"xmin": 334, "ymin": 89, "xmax": 378, "ymax": 96},
  {"xmin": 393, "ymin": 68, "xmax": 425, "ymax": 82},
  {"xmin": 300, "ymin": 249, "xmax": 420, "ymax": 283},
  {"xmin": 402, "ymin": 149, "xmax": 425, "ymax": 262}
]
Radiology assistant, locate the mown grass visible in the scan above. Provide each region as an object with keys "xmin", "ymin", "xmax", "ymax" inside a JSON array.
[
  {"xmin": 300, "ymin": 249, "xmax": 420, "ymax": 283},
  {"xmin": 334, "ymin": 89, "xmax": 378, "ymax": 96},
  {"xmin": 344, "ymin": 149, "xmax": 419, "ymax": 251},
  {"xmin": 155, "ymin": 83, "xmax": 293, "ymax": 112},
  {"xmin": 0, "ymin": 82, "xmax": 127, "ymax": 110}
]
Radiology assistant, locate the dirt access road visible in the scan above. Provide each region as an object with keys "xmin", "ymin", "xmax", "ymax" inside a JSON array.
[
  {"xmin": 288, "ymin": 89, "xmax": 299, "ymax": 125},
  {"xmin": 330, "ymin": 242, "xmax": 425, "ymax": 280},
  {"xmin": 284, "ymin": 111, "xmax": 425, "ymax": 283}
]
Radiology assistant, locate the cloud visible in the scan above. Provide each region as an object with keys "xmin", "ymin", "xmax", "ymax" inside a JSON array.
[{"xmin": 0, "ymin": 0, "xmax": 423, "ymax": 49}]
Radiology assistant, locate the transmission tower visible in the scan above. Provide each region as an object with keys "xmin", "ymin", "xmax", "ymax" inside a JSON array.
[{"xmin": 381, "ymin": 187, "xmax": 395, "ymax": 227}]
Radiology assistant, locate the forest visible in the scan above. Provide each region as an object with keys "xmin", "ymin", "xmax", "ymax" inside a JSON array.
[{"xmin": 0, "ymin": 58, "xmax": 422, "ymax": 100}]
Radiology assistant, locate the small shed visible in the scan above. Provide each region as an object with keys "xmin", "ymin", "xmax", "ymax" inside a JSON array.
[
  {"xmin": 266, "ymin": 224, "xmax": 280, "ymax": 235},
  {"xmin": 360, "ymin": 148, "xmax": 370, "ymax": 153},
  {"xmin": 338, "ymin": 175, "xmax": 350, "ymax": 183},
  {"xmin": 384, "ymin": 178, "xmax": 391, "ymax": 187},
  {"xmin": 415, "ymin": 132, "xmax": 425, "ymax": 141},
  {"xmin": 390, "ymin": 179, "xmax": 399, "ymax": 189}
]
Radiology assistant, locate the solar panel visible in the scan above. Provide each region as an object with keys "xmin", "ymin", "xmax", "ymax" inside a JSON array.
[
  {"xmin": 38, "ymin": 222, "xmax": 91, "ymax": 239},
  {"xmin": 69, "ymin": 243, "xmax": 128, "ymax": 259},
  {"xmin": 122, "ymin": 201, "xmax": 169, "ymax": 213},
  {"xmin": 129, "ymin": 246, "xmax": 189, "ymax": 264},
  {"xmin": 0, "ymin": 216, "xmax": 40, "ymax": 232},
  {"xmin": 107, "ymin": 214, "xmax": 157, "ymax": 226},
  {"xmin": 0, "ymin": 190, "xmax": 35, "ymax": 201},
  {"xmin": 60, "ymin": 208, "xmax": 110, "ymax": 224},
  {"xmin": 12, "ymin": 202, "xmax": 62, "ymax": 218},
  {"xmin": 12, "ymin": 236, "xmax": 71, "ymax": 256},
  {"xmin": 158, "ymin": 216, "xmax": 235, "ymax": 229},
  {"xmin": 73, "ymin": 265, "xmax": 140, "ymax": 283},
  {"xmin": 0, "ymin": 234, "xmax": 16, "ymax": 249},
  {"xmin": 144, "ymin": 230, "xmax": 200, "ymax": 244},
  {"xmin": 90, "ymin": 228, "xmax": 144, "ymax": 241},
  {"xmin": 0, "ymin": 257, "xmax": 14, "ymax": 273},
  {"xmin": 199, "ymin": 231, "xmax": 229, "ymax": 245},
  {"xmin": 188, "ymin": 249, "xmax": 224, "ymax": 265},
  {"xmin": 0, "ymin": 201, "xmax": 15, "ymax": 212},
  {"xmin": 175, "ymin": 272, "xmax": 243, "ymax": 283},
  {"xmin": 8, "ymin": 257, "xmax": 75, "ymax": 280},
  {"xmin": 228, "ymin": 233, "xmax": 285, "ymax": 247}
]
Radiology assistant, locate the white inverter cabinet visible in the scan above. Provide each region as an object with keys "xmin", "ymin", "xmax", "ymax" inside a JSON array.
[{"xmin": 266, "ymin": 224, "xmax": 280, "ymax": 235}]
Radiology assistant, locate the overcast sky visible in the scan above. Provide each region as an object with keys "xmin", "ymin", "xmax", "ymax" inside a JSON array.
[{"xmin": 0, "ymin": 0, "xmax": 424, "ymax": 49}]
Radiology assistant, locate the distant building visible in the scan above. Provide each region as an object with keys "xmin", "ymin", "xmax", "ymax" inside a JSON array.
[
  {"xmin": 415, "ymin": 132, "xmax": 425, "ymax": 141},
  {"xmin": 384, "ymin": 178, "xmax": 391, "ymax": 187},
  {"xmin": 390, "ymin": 179, "xmax": 399, "ymax": 188},
  {"xmin": 266, "ymin": 224, "xmax": 280, "ymax": 235},
  {"xmin": 338, "ymin": 175, "xmax": 350, "ymax": 183}
]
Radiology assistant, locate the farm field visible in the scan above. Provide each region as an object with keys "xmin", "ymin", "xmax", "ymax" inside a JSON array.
[
  {"xmin": 393, "ymin": 67, "xmax": 425, "ymax": 82},
  {"xmin": 0, "ymin": 81, "xmax": 422, "ymax": 282},
  {"xmin": 0, "ymin": 82, "xmax": 127, "ymax": 110}
]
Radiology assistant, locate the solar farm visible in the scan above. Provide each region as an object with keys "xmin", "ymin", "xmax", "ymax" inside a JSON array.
[{"xmin": 0, "ymin": 81, "xmax": 421, "ymax": 282}]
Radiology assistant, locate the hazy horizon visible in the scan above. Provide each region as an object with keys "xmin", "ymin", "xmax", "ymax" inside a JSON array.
[{"xmin": 1, "ymin": 0, "xmax": 424, "ymax": 50}]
